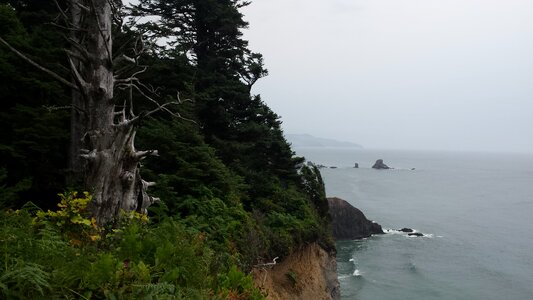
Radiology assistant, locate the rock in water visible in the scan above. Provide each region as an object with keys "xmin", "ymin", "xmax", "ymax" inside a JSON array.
[
  {"xmin": 328, "ymin": 197, "xmax": 384, "ymax": 240},
  {"xmin": 399, "ymin": 228, "xmax": 414, "ymax": 233},
  {"xmin": 353, "ymin": 163, "xmax": 359, "ymax": 168},
  {"xmin": 408, "ymin": 232, "xmax": 424, "ymax": 237},
  {"xmin": 372, "ymin": 159, "xmax": 390, "ymax": 169}
]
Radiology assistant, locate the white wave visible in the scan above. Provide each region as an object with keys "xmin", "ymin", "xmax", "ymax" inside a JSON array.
[
  {"xmin": 383, "ymin": 228, "xmax": 406, "ymax": 234},
  {"xmin": 385, "ymin": 228, "xmax": 438, "ymax": 238},
  {"xmin": 349, "ymin": 258, "xmax": 355, "ymax": 262},
  {"xmin": 405, "ymin": 232, "xmax": 435, "ymax": 238},
  {"xmin": 353, "ymin": 269, "xmax": 362, "ymax": 277}
]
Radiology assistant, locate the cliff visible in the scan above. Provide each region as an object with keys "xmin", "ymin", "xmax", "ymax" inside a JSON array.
[
  {"xmin": 327, "ymin": 197, "xmax": 384, "ymax": 240},
  {"xmin": 253, "ymin": 243, "xmax": 340, "ymax": 300}
]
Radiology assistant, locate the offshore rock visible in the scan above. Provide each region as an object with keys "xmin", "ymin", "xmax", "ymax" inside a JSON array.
[
  {"xmin": 399, "ymin": 228, "xmax": 414, "ymax": 233},
  {"xmin": 353, "ymin": 163, "xmax": 359, "ymax": 168},
  {"xmin": 408, "ymin": 232, "xmax": 424, "ymax": 237},
  {"xmin": 327, "ymin": 197, "xmax": 384, "ymax": 240},
  {"xmin": 372, "ymin": 159, "xmax": 390, "ymax": 169}
]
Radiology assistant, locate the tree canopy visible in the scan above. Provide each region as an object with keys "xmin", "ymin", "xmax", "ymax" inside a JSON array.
[{"xmin": 0, "ymin": 1, "xmax": 333, "ymax": 297}]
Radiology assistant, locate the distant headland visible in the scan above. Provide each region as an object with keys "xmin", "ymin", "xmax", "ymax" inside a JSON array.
[{"xmin": 286, "ymin": 134, "xmax": 363, "ymax": 149}]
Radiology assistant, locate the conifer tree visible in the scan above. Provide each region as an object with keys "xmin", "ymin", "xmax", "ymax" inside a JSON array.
[{"xmin": 0, "ymin": 1, "xmax": 181, "ymax": 224}]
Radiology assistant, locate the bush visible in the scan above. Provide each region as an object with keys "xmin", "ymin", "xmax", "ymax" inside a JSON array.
[{"xmin": 0, "ymin": 193, "xmax": 265, "ymax": 299}]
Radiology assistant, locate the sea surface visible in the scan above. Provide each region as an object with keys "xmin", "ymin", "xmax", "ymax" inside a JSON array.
[{"xmin": 293, "ymin": 147, "xmax": 533, "ymax": 300}]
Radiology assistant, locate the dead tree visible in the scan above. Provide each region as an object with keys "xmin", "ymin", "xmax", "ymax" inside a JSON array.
[{"xmin": 0, "ymin": 0, "xmax": 184, "ymax": 225}]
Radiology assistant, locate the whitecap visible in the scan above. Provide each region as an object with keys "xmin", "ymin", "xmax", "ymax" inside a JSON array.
[
  {"xmin": 404, "ymin": 232, "xmax": 435, "ymax": 238},
  {"xmin": 349, "ymin": 258, "xmax": 355, "ymax": 262},
  {"xmin": 383, "ymin": 228, "xmax": 405, "ymax": 234},
  {"xmin": 353, "ymin": 269, "xmax": 362, "ymax": 277}
]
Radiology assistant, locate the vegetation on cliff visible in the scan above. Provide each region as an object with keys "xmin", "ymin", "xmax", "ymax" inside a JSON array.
[{"xmin": 0, "ymin": 1, "xmax": 333, "ymax": 298}]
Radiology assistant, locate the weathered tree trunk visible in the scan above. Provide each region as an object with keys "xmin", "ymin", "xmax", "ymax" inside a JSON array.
[
  {"xmin": 1, "ymin": 0, "xmax": 162, "ymax": 225},
  {"xmin": 69, "ymin": 0, "xmax": 157, "ymax": 225}
]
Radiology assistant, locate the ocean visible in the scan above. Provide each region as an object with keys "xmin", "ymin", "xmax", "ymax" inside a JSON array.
[{"xmin": 293, "ymin": 147, "xmax": 533, "ymax": 300}]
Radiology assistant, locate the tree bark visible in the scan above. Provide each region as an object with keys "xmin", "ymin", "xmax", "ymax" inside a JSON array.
[
  {"xmin": 1, "ymin": 0, "xmax": 161, "ymax": 224},
  {"xmin": 69, "ymin": 0, "xmax": 157, "ymax": 225}
]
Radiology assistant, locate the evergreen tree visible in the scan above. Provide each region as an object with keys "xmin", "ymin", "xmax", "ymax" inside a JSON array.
[{"xmin": 0, "ymin": 3, "xmax": 70, "ymax": 209}]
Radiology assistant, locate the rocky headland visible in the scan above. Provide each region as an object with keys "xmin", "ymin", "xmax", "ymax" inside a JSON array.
[
  {"xmin": 327, "ymin": 197, "xmax": 384, "ymax": 240},
  {"xmin": 252, "ymin": 197, "xmax": 387, "ymax": 299}
]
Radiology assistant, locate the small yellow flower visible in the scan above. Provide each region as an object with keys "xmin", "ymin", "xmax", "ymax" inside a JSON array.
[{"xmin": 88, "ymin": 234, "xmax": 101, "ymax": 242}]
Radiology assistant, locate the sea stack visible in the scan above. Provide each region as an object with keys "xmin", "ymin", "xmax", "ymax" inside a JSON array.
[
  {"xmin": 372, "ymin": 159, "xmax": 390, "ymax": 169},
  {"xmin": 353, "ymin": 163, "xmax": 359, "ymax": 168},
  {"xmin": 327, "ymin": 197, "xmax": 384, "ymax": 240}
]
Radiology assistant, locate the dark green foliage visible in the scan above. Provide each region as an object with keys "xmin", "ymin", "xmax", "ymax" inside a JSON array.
[
  {"xmin": 0, "ymin": 168, "xmax": 31, "ymax": 208},
  {"xmin": 0, "ymin": 3, "xmax": 70, "ymax": 209},
  {"xmin": 0, "ymin": 0, "xmax": 335, "ymax": 297},
  {"xmin": 0, "ymin": 200, "xmax": 263, "ymax": 299}
]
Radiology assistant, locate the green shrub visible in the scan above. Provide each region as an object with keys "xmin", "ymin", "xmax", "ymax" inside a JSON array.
[{"xmin": 0, "ymin": 193, "xmax": 266, "ymax": 299}]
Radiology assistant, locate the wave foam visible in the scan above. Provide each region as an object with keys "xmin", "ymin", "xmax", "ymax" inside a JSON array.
[
  {"xmin": 384, "ymin": 228, "xmax": 437, "ymax": 238},
  {"xmin": 353, "ymin": 269, "xmax": 362, "ymax": 277}
]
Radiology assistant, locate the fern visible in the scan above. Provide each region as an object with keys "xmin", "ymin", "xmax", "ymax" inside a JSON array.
[
  {"xmin": 133, "ymin": 282, "xmax": 176, "ymax": 295},
  {"xmin": 0, "ymin": 259, "xmax": 51, "ymax": 298}
]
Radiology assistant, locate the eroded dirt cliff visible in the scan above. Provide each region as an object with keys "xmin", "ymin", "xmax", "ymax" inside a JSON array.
[{"xmin": 253, "ymin": 243, "xmax": 340, "ymax": 300}]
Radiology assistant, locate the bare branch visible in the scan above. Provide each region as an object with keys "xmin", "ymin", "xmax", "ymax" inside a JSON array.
[
  {"xmin": 113, "ymin": 34, "xmax": 138, "ymax": 60},
  {"xmin": 65, "ymin": 36, "xmax": 92, "ymax": 60},
  {"xmin": 43, "ymin": 105, "xmax": 71, "ymax": 112},
  {"xmin": 141, "ymin": 180, "xmax": 156, "ymax": 188},
  {"xmin": 0, "ymin": 36, "xmax": 79, "ymax": 91},
  {"xmin": 53, "ymin": 0, "xmax": 69, "ymax": 23},
  {"xmin": 80, "ymin": 149, "xmax": 97, "ymax": 161},
  {"xmin": 66, "ymin": 54, "xmax": 88, "ymax": 92},
  {"xmin": 49, "ymin": 22, "xmax": 87, "ymax": 33},
  {"xmin": 124, "ymin": 99, "xmax": 179, "ymax": 125},
  {"xmin": 64, "ymin": 49, "xmax": 88, "ymax": 63},
  {"xmin": 176, "ymin": 91, "xmax": 193, "ymax": 104},
  {"xmin": 128, "ymin": 84, "xmax": 135, "ymax": 118},
  {"xmin": 134, "ymin": 150, "xmax": 158, "ymax": 160},
  {"xmin": 114, "ymin": 66, "xmax": 147, "ymax": 84},
  {"xmin": 76, "ymin": 2, "xmax": 91, "ymax": 12},
  {"xmin": 113, "ymin": 54, "xmax": 136, "ymax": 66},
  {"xmin": 108, "ymin": 0, "xmax": 124, "ymax": 26}
]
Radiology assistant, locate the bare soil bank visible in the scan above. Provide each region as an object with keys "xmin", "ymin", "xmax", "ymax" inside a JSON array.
[{"xmin": 253, "ymin": 243, "xmax": 340, "ymax": 300}]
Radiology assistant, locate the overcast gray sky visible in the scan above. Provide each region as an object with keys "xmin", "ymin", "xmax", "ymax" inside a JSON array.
[{"xmin": 241, "ymin": 0, "xmax": 533, "ymax": 153}]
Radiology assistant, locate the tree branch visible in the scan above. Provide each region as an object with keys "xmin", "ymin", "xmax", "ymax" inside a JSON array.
[
  {"xmin": 66, "ymin": 54, "xmax": 88, "ymax": 92},
  {"xmin": 134, "ymin": 150, "xmax": 158, "ymax": 160},
  {"xmin": 0, "ymin": 36, "xmax": 79, "ymax": 91}
]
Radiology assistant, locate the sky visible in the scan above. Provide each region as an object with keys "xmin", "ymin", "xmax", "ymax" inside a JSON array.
[{"xmin": 241, "ymin": 0, "xmax": 533, "ymax": 153}]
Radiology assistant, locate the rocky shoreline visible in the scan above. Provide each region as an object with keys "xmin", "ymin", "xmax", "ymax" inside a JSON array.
[
  {"xmin": 254, "ymin": 196, "xmax": 426, "ymax": 299},
  {"xmin": 327, "ymin": 197, "xmax": 384, "ymax": 240}
]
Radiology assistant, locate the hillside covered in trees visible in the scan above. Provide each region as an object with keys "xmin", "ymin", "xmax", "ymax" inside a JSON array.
[{"xmin": 0, "ymin": 0, "xmax": 333, "ymax": 298}]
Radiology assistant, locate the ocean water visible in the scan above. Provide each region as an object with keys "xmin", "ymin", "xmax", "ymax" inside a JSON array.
[{"xmin": 293, "ymin": 148, "xmax": 533, "ymax": 300}]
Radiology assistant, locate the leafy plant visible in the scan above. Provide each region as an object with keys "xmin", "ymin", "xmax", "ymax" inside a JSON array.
[{"xmin": 285, "ymin": 270, "xmax": 298, "ymax": 287}]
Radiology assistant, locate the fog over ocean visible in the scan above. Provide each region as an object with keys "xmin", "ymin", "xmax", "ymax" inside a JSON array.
[{"xmin": 294, "ymin": 147, "xmax": 533, "ymax": 300}]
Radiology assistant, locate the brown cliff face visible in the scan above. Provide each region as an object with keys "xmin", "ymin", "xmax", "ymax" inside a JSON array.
[
  {"xmin": 253, "ymin": 243, "xmax": 340, "ymax": 300},
  {"xmin": 327, "ymin": 197, "xmax": 384, "ymax": 240}
]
